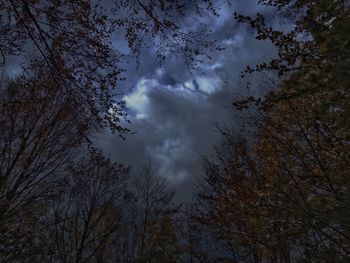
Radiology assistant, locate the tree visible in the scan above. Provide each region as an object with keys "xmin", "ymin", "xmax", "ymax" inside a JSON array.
[
  {"xmin": 196, "ymin": 132, "xmax": 270, "ymax": 263},
  {"xmin": 126, "ymin": 163, "xmax": 182, "ymax": 263},
  {"xmin": 0, "ymin": 71, "xmax": 87, "ymax": 262},
  {"xmin": 196, "ymin": 92, "xmax": 350, "ymax": 262},
  {"xmin": 180, "ymin": 202, "xmax": 221, "ymax": 263},
  {"xmin": 1, "ymin": 0, "xmax": 219, "ymax": 134},
  {"xmin": 37, "ymin": 150, "xmax": 133, "ymax": 263},
  {"xmin": 236, "ymin": 6, "xmax": 350, "ymax": 261},
  {"xmin": 195, "ymin": 1, "xmax": 350, "ymax": 262},
  {"xmin": 0, "ymin": 1, "xmax": 225, "ymax": 261},
  {"xmin": 236, "ymin": 0, "xmax": 350, "ymax": 115},
  {"xmin": 252, "ymin": 92, "xmax": 350, "ymax": 262}
]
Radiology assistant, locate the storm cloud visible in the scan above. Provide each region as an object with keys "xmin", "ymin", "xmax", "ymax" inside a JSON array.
[{"xmin": 98, "ymin": 0, "xmax": 278, "ymax": 201}]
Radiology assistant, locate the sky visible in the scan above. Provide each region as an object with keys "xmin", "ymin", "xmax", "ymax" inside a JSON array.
[
  {"xmin": 1, "ymin": 0, "xmax": 279, "ymax": 202},
  {"xmin": 98, "ymin": 0, "xmax": 278, "ymax": 201}
]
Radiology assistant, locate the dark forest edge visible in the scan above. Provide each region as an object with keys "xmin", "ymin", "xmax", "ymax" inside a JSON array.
[{"xmin": 1, "ymin": 0, "xmax": 349, "ymax": 262}]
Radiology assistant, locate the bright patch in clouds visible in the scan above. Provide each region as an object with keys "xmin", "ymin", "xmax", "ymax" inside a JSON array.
[
  {"xmin": 156, "ymin": 67, "xmax": 165, "ymax": 76},
  {"xmin": 183, "ymin": 81, "xmax": 196, "ymax": 91},
  {"xmin": 214, "ymin": 3, "xmax": 233, "ymax": 28},
  {"xmin": 124, "ymin": 78, "xmax": 154, "ymax": 119},
  {"xmin": 195, "ymin": 76, "xmax": 222, "ymax": 94},
  {"xmin": 124, "ymin": 68, "xmax": 223, "ymax": 119},
  {"xmin": 198, "ymin": 62, "xmax": 223, "ymax": 72},
  {"xmin": 183, "ymin": 76, "xmax": 222, "ymax": 95},
  {"xmin": 222, "ymin": 35, "xmax": 244, "ymax": 47}
]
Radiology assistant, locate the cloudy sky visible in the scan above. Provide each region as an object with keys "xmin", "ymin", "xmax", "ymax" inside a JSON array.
[{"xmin": 97, "ymin": 0, "xmax": 278, "ymax": 201}]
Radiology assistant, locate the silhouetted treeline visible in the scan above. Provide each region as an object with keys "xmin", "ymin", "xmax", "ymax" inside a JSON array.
[
  {"xmin": 1, "ymin": 0, "xmax": 349, "ymax": 262},
  {"xmin": 195, "ymin": 0, "xmax": 350, "ymax": 262}
]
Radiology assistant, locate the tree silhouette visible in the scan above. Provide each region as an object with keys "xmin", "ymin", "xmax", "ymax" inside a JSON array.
[
  {"xmin": 1, "ymin": 0, "xmax": 218, "ymax": 134},
  {"xmin": 196, "ymin": 1, "xmax": 350, "ymax": 262},
  {"xmin": 37, "ymin": 150, "xmax": 132, "ymax": 263}
]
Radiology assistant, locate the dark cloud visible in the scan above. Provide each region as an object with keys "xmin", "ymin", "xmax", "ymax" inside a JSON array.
[{"xmin": 98, "ymin": 0, "xmax": 279, "ymax": 201}]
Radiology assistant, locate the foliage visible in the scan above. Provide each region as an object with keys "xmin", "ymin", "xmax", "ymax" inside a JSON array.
[
  {"xmin": 196, "ymin": 1, "xmax": 350, "ymax": 262},
  {"xmin": 1, "ymin": 0, "xmax": 219, "ymax": 135}
]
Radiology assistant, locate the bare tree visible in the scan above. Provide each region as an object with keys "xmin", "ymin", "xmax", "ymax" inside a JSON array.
[
  {"xmin": 180, "ymin": 202, "xmax": 219, "ymax": 263},
  {"xmin": 123, "ymin": 163, "xmax": 182, "ymax": 263},
  {"xmin": 1, "ymin": 0, "xmax": 219, "ymax": 134},
  {"xmin": 37, "ymin": 150, "xmax": 133, "ymax": 263},
  {"xmin": 0, "ymin": 71, "xmax": 89, "ymax": 262}
]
